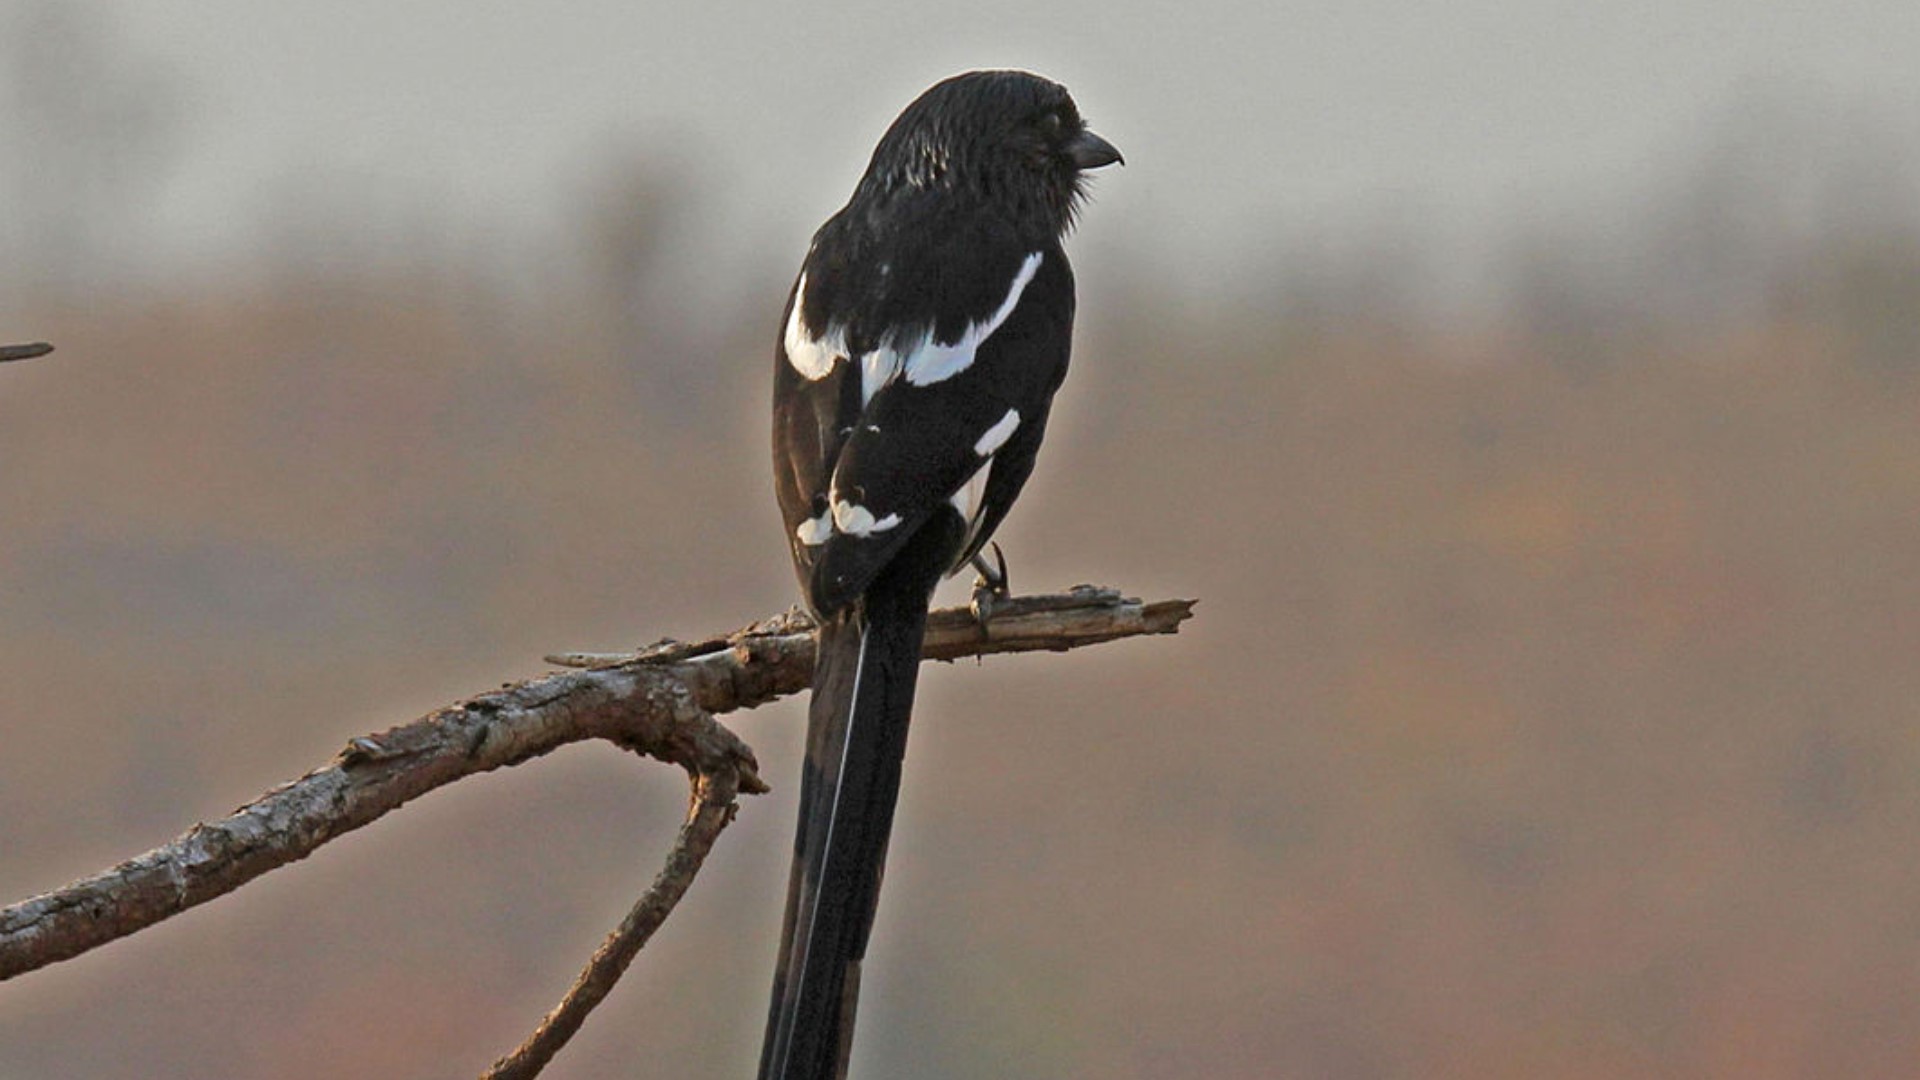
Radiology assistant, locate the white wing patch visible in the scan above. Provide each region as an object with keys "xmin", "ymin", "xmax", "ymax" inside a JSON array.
[
  {"xmin": 792, "ymin": 252, "xmax": 1044, "ymax": 397},
  {"xmin": 794, "ymin": 510, "xmax": 833, "ymax": 547},
  {"xmin": 783, "ymin": 273, "xmax": 847, "ymax": 381},
  {"xmin": 973, "ymin": 409, "xmax": 1021, "ymax": 456},
  {"xmin": 901, "ymin": 252, "xmax": 1044, "ymax": 387},
  {"xmin": 832, "ymin": 498, "xmax": 902, "ymax": 537}
]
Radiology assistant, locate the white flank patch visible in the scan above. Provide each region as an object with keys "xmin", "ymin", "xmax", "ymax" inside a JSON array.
[
  {"xmin": 902, "ymin": 251, "xmax": 1044, "ymax": 387},
  {"xmin": 949, "ymin": 459, "xmax": 997, "ymax": 569},
  {"xmin": 783, "ymin": 273, "xmax": 846, "ymax": 381},
  {"xmin": 973, "ymin": 409, "xmax": 1021, "ymax": 457},
  {"xmin": 832, "ymin": 499, "xmax": 902, "ymax": 537},
  {"xmin": 949, "ymin": 459, "xmax": 992, "ymax": 527},
  {"xmin": 794, "ymin": 510, "xmax": 833, "ymax": 547},
  {"xmin": 860, "ymin": 344, "xmax": 903, "ymax": 407}
]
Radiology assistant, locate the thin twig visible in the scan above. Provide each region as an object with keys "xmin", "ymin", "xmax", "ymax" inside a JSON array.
[
  {"xmin": 0, "ymin": 342, "xmax": 54, "ymax": 363},
  {"xmin": 484, "ymin": 767, "xmax": 742, "ymax": 1080}
]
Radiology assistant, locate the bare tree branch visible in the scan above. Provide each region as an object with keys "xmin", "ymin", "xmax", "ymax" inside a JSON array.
[
  {"xmin": 0, "ymin": 660, "xmax": 762, "ymax": 981},
  {"xmin": 548, "ymin": 584, "xmax": 1198, "ymax": 675},
  {"xmin": 0, "ymin": 584, "xmax": 1194, "ymax": 1076},
  {"xmin": 0, "ymin": 342, "xmax": 54, "ymax": 363},
  {"xmin": 484, "ymin": 766, "xmax": 742, "ymax": 1080}
]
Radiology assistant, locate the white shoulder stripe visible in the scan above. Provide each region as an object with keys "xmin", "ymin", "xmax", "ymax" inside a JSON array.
[
  {"xmin": 783, "ymin": 273, "xmax": 845, "ymax": 381},
  {"xmin": 902, "ymin": 251, "xmax": 1044, "ymax": 388}
]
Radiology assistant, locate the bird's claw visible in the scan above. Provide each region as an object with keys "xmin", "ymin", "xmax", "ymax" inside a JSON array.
[{"xmin": 969, "ymin": 542, "xmax": 1011, "ymax": 627}]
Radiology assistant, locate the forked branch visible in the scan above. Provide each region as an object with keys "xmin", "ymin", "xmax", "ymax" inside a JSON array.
[{"xmin": 0, "ymin": 584, "xmax": 1194, "ymax": 1076}]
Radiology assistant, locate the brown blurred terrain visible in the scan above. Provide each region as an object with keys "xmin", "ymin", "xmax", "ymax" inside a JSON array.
[{"xmin": 8, "ymin": 40, "xmax": 1920, "ymax": 1080}]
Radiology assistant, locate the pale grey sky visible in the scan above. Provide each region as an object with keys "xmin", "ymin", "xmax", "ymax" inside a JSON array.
[{"xmin": 10, "ymin": 0, "xmax": 1920, "ymax": 306}]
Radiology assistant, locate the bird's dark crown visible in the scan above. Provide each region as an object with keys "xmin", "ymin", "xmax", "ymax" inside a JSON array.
[{"xmin": 855, "ymin": 70, "xmax": 1112, "ymax": 239}]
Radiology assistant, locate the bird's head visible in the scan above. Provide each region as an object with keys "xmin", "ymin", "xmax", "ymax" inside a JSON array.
[{"xmin": 858, "ymin": 70, "xmax": 1122, "ymax": 238}]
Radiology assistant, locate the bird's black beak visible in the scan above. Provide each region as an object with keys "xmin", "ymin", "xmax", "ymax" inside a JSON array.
[{"xmin": 1067, "ymin": 128, "xmax": 1123, "ymax": 170}]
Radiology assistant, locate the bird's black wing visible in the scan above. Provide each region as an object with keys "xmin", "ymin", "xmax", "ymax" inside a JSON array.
[{"xmin": 773, "ymin": 220, "xmax": 1075, "ymax": 616}]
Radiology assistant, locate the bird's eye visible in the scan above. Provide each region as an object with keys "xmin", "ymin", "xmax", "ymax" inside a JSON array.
[{"xmin": 1036, "ymin": 110, "xmax": 1063, "ymax": 136}]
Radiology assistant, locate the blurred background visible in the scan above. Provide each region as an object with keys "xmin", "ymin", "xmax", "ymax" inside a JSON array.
[{"xmin": 5, "ymin": 2, "xmax": 1920, "ymax": 1077}]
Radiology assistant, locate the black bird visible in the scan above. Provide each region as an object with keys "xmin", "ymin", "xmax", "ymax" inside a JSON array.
[{"xmin": 764, "ymin": 71, "xmax": 1120, "ymax": 1079}]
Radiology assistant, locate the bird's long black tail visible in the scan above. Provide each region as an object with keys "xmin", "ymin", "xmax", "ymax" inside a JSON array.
[{"xmin": 759, "ymin": 525, "xmax": 957, "ymax": 1080}]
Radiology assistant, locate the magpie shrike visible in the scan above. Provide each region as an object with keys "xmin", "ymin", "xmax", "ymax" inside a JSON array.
[{"xmin": 764, "ymin": 70, "xmax": 1120, "ymax": 1079}]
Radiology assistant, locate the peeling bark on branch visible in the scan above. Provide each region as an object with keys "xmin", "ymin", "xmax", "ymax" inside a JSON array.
[{"xmin": 0, "ymin": 584, "xmax": 1193, "ymax": 1075}]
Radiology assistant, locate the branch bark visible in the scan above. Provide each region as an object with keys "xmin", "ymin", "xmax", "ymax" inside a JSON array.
[
  {"xmin": 0, "ymin": 584, "xmax": 1194, "ymax": 1074},
  {"xmin": 0, "ymin": 660, "xmax": 761, "ymax": 981}
]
